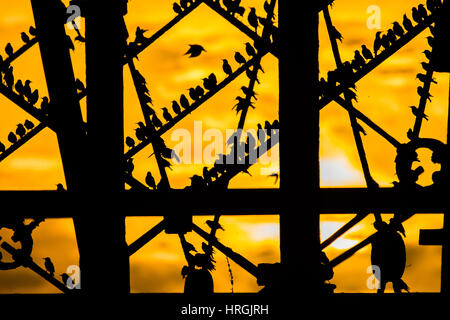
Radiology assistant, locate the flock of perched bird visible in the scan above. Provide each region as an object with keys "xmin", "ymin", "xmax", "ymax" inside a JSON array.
[
  {"xmin": 123, "ymin": 4, "xmax": 278, "ymax": 191},
  {"xmin": 186, "ymin": 119, "xmax": 280, "ymax": 191},
  {"xmin": 124, "ymin": 33, "xmax": 265, "ymax": 159},
  {"xmin": 172, "ymin": 0, "xmax": 274, "ymax": 35},
  {"xmin": 319, "ymin": 0, "xmax": 443, "ymax": 135},
  {"xmin": 0, "ymin": 25, "xmax": 88, "ymax": 157}
]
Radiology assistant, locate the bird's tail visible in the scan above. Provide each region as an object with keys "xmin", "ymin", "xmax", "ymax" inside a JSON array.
[{"xmin": 395, "ymin": 279, "xmax": 410, "ymax": 293}]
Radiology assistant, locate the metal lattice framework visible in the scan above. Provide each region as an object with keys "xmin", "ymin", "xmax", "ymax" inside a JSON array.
[{"xmin": 0, "ymin": 0, "xmax": 449, "ymax": 300}]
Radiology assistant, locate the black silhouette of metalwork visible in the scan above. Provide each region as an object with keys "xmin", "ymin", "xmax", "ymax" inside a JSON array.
[{"xmin": 0, "ymin": 0, "xmax": 449, "ymax": 309}]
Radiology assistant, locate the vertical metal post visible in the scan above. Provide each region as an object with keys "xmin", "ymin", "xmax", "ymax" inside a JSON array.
[
  {"xmin": 30, "ymin": 0, "xmax": 86, "ymax": 190},
  {"xmin": 443, "ymin": 76, "xmax": 450, "ymax": 294},
  {"xmin": 31, "ymin": 0, "xmax": 89, "ymax": 295},
  {"xmin": 279, "ymin": 0, "xmax": 320, "ymax": 298},
  {"xmin": 77, "ymin": 0, "xmax": 129, "ymax": 294}
]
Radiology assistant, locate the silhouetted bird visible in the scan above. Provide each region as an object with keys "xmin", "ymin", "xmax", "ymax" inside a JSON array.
[
  {"xmin": 257, "ymin": 123, "xmax": 266, "ymax": 142},
  {"xmin": 373, "ymin": 31, "xmax": 382, "ymax": 56},
  {"xmin": 410, "ymin": 106, "xmax": 428, "ymax": 120},
  {"xmin": 15, "ymin": 80, "xmax": 24, "ymax": 96},
  {"xmin": 162, "ymin": 107, "xmax": 173, "ymax": 122},
  {"xmin": 222, "ymin": 59, "xmax": 232, "ymax": 75},
  {"xmin": 234, "ymin": 96, "xmax": 254, "ymax": 113},
  {"xmin": 23, "ymin": 80, "xmax": 32, "ymax": 98},
  {"xmin": 124, "ymin": 158, "xmax": 134, "ymax": 174},
  {"xmin": 343, "ymin": 88, "xmax": 358, "ymax": 103},
  {"xmin": 141, "ymin": 92, "xmax": 153, "ymax": 105},
  {"xmin": 135, "ymin": 26, "xmax": 148, "ymax": 44},
  {"xmin": 241, "ymin": 86, "xmax": 257, "ymax": 100},
  {"xmin": 263, "ymin": 0, "xmax": 273, "ymax": 15},
  {"xmin": 371, "ymin": 220, "xmax": 409, "ymax": 294},
  {"xmin": 4, "ymin": 67, "xmax": 14, "ymax": 88},
  {"xmin": 423, "ymin": 49, "xmax": 433, "ymax": 61},
  {"xmin": 189, "ymin": 87, "xmax": 199, "ymax": 101},
  {"xmin": 16, "ymin": 124, "xmax": 26, "ymax": 138},
  {"xmin": 180, "ymin": 94, "xmax": 190, "ymax": 109},
  {"xmin": 195, "ymin": 85, "xmax": 204, "ymax": 97},
  {"xmin": 272, "ymin": 119, "xmax": 280, "ymax": 129},
  {"xmin": 29, "ymin": 89, "xmax": 39, "ymax": 105},
  {"xmin": 5, "ymin": 43, "xmax": 13, "ymax": 57},
  {"xmin": 172, "ymin": 100, "xmax": 182, "ymax": 114},
  {"xmin": 159, "ymin": 157, "xmax": 172, "ymax": 170},
  {"xmin": 190, "ymin": 174, "xmax": 206, "ymax": 190},
  {"xmin": 43, "ymin": 257, "xmax": 55, "ymax": 277},
  {"xmin": 24, "ymin": 120, "xmax": 34, "ymax": 130},
  {"xmin": 126, "ymin": 136, "xmax": 135, "ymax": 149},
  {"xmin": 185, "ymin": 242, "xmax": 197, "ymax": 253},
  {"xmin": 75, "ymin": 78, "xmax": 85, "ymax": 91},
  {"xmin": 416, "ymin": 72, "xmax": 436, "ymax": 84},
  {"xmin": 353, "ymin": 50, "xmax": 366, "ymax": 69},
  {"xmin": 246, "ymin": 68, "xmax": 260, "ymax": 84},
  {"xmin": 418, "ymin": 4, "xmax": 428, "ymax": 20},
  {"xmin": 403, "ymin": 14, "xmax": 413, "ymax": 32},
  {"xmin": 427, "ymin": 0, "xmax": 442, "ymax": 12},
  {"xmin": 248, "ymin": 8, "xmax": 259, "ymax": 32},
  {"xmin": 245, "ymin": 42, "xmax": 256, "ymax": 57},
  {"xmin": 173, "ymin": 2, "xmax": 182, "ymax": 14},
  {"xmin": 181, "ymin": 265, "xmax": 190, "ymax": 279},
  {"xmin": 361, "ymin": 45, "xmax": 373, "ymax": 60},
  {"xmin": 264, "ymin": 120, "xmax": 271, "ymax": 131},
  {"xmin": 386, "ymin": 29, "xmax": 396, "ymax": 45},
  {"xmin": 407, "ymin": 128, "xmax": 414, "ymax": 140},
  {"xmin": 135, "ymin": 127, "xmax": 146, "ymax": 141},
  {"xmin": 392, "ymin": 22, "xmax": 404, "ymax": 37},
  {"xmin": 202, "ymin": 242, "xmax": 214, "ymax": 255},
  {"xmin": 7, "ymin": 132, "xmax": 17, "ymax": 144},
  {"xmin": 21, "ymin": 32, "xmax": 30, "ymax": 44},
  {"xmin": 40, "ymin": 97, "xmax": 49, "ymax": 113},
  {"xmin": 60, "ymin": 273, "xmax": 72, "ymax": 287},
  {"xmin": 354, "ymin": 122, "xmax": 367, "ymax": 135},
  {"xmin": 152, "ymin": 114, "xmax": 163, "ymax": 128},
  {"xmin": 29, "ymin": 26, "xmax": 37, "ymax": 36},
  {"xmin": 426, "ymin": 36, "xmax": 435, "ymax": 48},
  {"xmin": 412, "ymin": 7, "xmax": 421, "ymax": 23},
  {"xmin": 145, "ymin": 171, "xmax": 156, "ymax": 189},
  {"xmin": 180, "ymin": 0, "xmax": 189, "ymax": 9},
  {"xmin": 380, "ymin": 34, "xmax": 391, "ymax": 50},
  {"xmin": 0, "ymin": 142, "xmax": 5, "ymax": 153},
  {"xmin": 206, "ymin": 220, "xmax": 224, "ymax": 231},
  {"xmin": 421, "ymin": 62, "xmax": 432, "ymax": 72},
  {"xmin": 56, "ymin": 183, "xmax": 65, "ymax": 191},
  {"xmin": 330, "ymin": 25, "xmax": 343, "ymax": 42},
  {"xmin": 185, "ymin": 44, "xmax": 206, "ymax": 58},
  {"xmin": 202, "ymin": 73, "xmax": 217, "ymax": 90},
  {"xmin": 417, "ymin": 86, "xmax": 432, "ymax": 101},
  {"xmin": 234, "ymin": 51, "xmax": 246, "ymax": 64}
]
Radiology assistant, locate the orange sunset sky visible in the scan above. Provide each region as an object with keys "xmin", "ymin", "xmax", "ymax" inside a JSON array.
[{"xmin": 0, "ymin": 0, "xmax": 447, "ymax": 293}]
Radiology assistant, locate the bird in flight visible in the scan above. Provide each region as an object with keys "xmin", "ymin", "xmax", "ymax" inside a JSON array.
[{"xmin": 185, "ymin": 44, "xmax": 206, "ymax": 58}]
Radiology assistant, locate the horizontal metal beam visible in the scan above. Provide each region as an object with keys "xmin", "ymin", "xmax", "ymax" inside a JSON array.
[
  {"xmin": 317, "ymin": 188, "xmax": 447, "ymax": 213},
  {"xmin": 0, "ymin": 188, "xmax": 447, "ymax": 218},
  {"xmin": 0, "ymin": 189, "xmax": 281, "ymax": 217}
]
